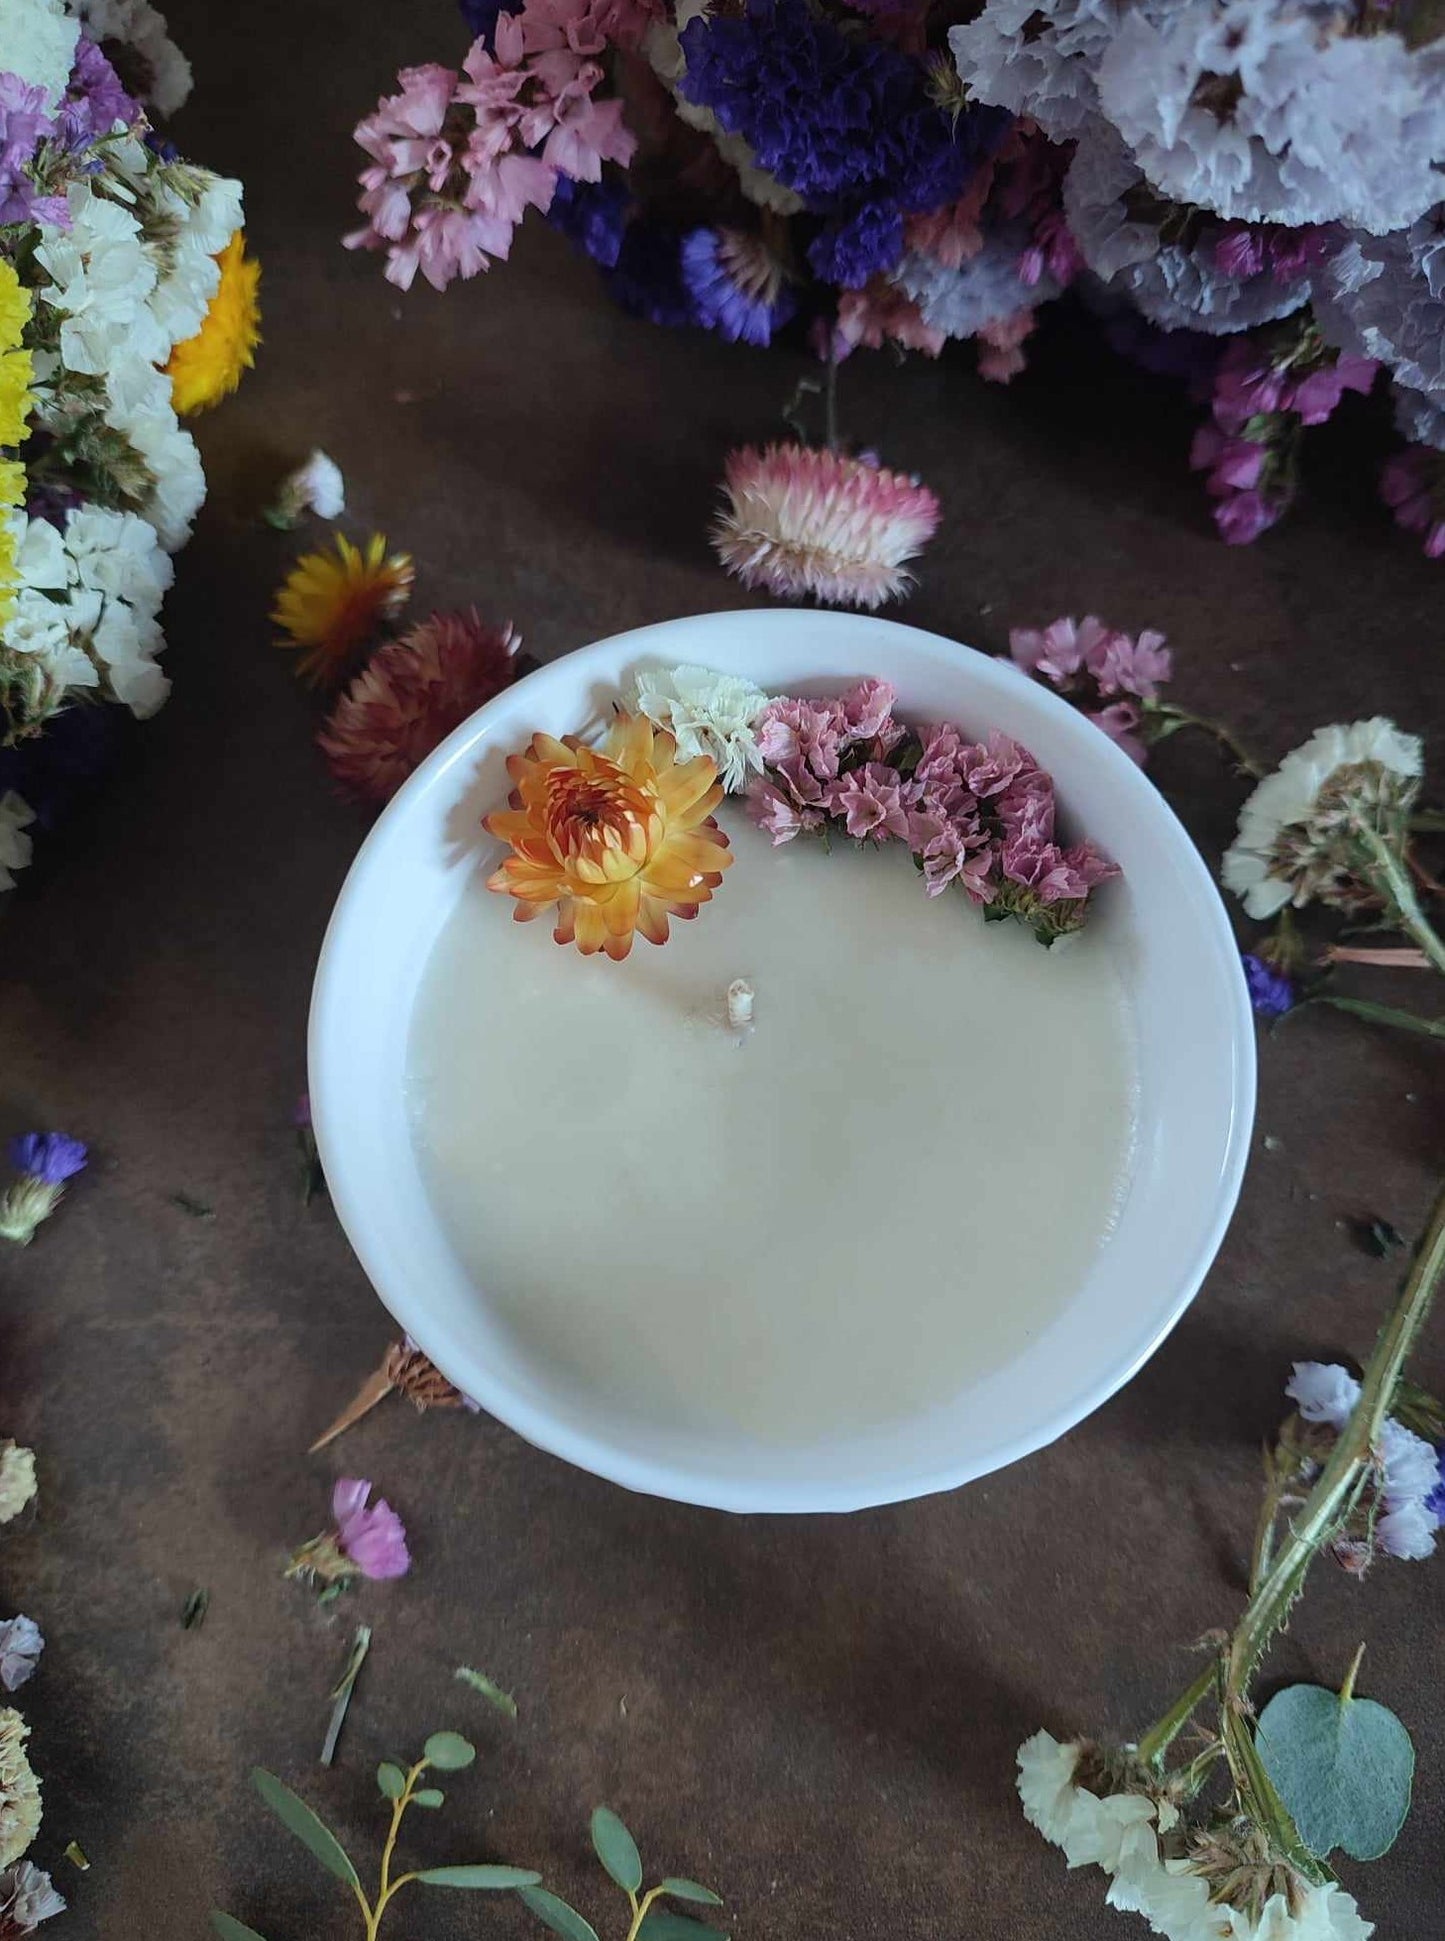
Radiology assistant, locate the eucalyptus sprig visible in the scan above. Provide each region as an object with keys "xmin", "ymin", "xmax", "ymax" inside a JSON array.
[
  {"xmin": 211, "ymin": 1730, "xmax": 541, "ymax": 1941},
  {"xmin": 520, "ymin": 1804, "xmax": 725, "ymax": 1941}
]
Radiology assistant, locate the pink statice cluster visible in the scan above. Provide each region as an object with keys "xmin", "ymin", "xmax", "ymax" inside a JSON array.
[
  {"xmin": 746, "ymin": 679, "xmax": 1118, "ymax": 943},
  {"xmin": 1189, "ymin": 328, "xmax": 1377, "ymax": 543},
  {"xmin": 346, "ymin": 0, "xmax": 641, "ymax": 291},
  {"xmin": 1009, "ymin": 614, "xmax": 1170, "ymax": 766}
]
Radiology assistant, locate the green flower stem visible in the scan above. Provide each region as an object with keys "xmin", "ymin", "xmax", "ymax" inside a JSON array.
[
  {"xmin": 1144, "ymin": 704, "xmax": 1265, "ymax": 779},
  {"xmin": 1137, "ymin": 1662, "xmax": 1218, "ymax": 1769},
  {"xmin": 1310, "ymin": 995, "xmax": 1445, "ymax": 1042},
  {"xmin": 1359, "ymin": 827, "xmax": 1445, "ymax": 976},
  {"xmin": 1225, "ymin": 1177, "xmax": 1445, "ymax": 1700}
]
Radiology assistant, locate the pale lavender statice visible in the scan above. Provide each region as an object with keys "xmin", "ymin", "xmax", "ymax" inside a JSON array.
[
  {"xmin": 1061, "ymin": 123, "xmax": 1314, "ymax": 337},
  {"xmin": 1286, "ymin": 1360, "xmax": 1361, "ymax": 1431},
  {"xmin": 0, "ymin": 1620, "xmax": 41, "ymax": 1695},
  {"xmin": 0, "ymin": 74, "xmax": 62, "ymax": 227},
  {"xmin": 948, "ymin": 0, "xmax": 1116, "ymax": 142},
  {"xmin": 332, "ymin": 1478, "xmax": 411, "ymax": 1579},
  {"xmin": 0, "ymin": 1860, "xmax": 65, "ymax": 1935},
  {"xmin": 1094, "ymin": 1, "xmax": 1445, "ymax": 233},
  {"xmin": 53, "ymin": 35, "xmax": 138, "ymax": 149},
  {"xmin": 1317, "ymin": 215, "xmax": 1445, "ymax": 425},
  {"xmin": 0, "ymin": 1134, "xmax": 88, "ymax": 1246},
  {"xmin": 892, "ymin": 226, "xmax": 1059, "ymax": 343}
]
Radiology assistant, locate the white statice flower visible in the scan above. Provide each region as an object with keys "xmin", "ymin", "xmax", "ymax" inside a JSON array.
[
  {"xmin": 275, "ymin": 449, "xmax": 346, "ymax": 523},
  {"xmin": 646, "ymin": 3, "xmax": 804, "ymax": 217},
  {"xmin": 1314, "ymin": 216, "xmax": 1445, "ymax": 411},
  {"xmin": 1, "ymin": 589, "xmax": 99, "ymax": 692},
  {"xmin": 629, "ymin": 662, "xmax": 769, "ymax": 793},
  {"xmin": 1221, "ymin": 718, "xmax": 1423, "ymax": 919},
  {"xmin": 949, "ymin": 0, "xmax": 1122, "ymax": 141},
  {"xmin": 34, "ymin": 181, "xmax": 168, "ymax": 378},
  {"xmin": 1016, "ymin": 1731, "xmax": 1162, "ymax": 1872},
  {"xmin": 1376, "ymin": 1499, "xmax": 1437, "ymax": 1563},
  {"xmin": 1095, "ymin": 3, "xmax": 1445, "ymax": 234},
  {"xmin": 121, "ymin": 154, "xmax": 244, "ymax": 350},
  {"xmin": 63, "ymin": 502, "xmax": 173, "ymax": 605},
  {"xmin": 1377, "ymin": 1417, "xmax": 1439, "ymax": 1505},
  {"xmin": 893, "ymin": 227, "xmax": 1059, "ymax": 341},
  {"xmin": 101, "ymin": 361, "xmax": 205, "ymax": 549},
  {"xmin": 0, "ymin": 794, "xmax": 35, "ymax": 893},
  {"xmin": 1285, "ymin": 1360, "xmax": 1360, "ymax": 1431},
  {"xmin": 69, "ymin": 0, "xmax": 193, "ymax": 116},
  {"xmin": 1061, "ymin": 121, "xmax": 1310, "ymax": 336},
  {"xmin": 4, "ymin": 0, "xmax": 80, "ymax": 107}
]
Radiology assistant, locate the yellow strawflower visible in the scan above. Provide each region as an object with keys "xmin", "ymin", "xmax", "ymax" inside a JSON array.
[
  {"xmin": 166, "ymin": 230, "xmax": 261, "ymax": 416},
  {"xmin": 272, "ymin": 532, "xmax": 415, "ymax": 685}
]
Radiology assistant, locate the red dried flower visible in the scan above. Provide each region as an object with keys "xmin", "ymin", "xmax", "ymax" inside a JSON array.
[{"xmin": 317, "ymin": 609, "xmax": 520, "ymax": 805}]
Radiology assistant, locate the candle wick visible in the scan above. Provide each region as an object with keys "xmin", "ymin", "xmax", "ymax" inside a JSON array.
[{"xmin": 726, "ymin": 979, "xmax": 755, "ymax": 1032}]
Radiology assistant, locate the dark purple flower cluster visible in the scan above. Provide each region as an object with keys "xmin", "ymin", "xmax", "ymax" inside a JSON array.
[
  {"xmin": 1242, "ymin": 952, "xmax": 1296, "ymax": 1018},
  {"xmin": 547, "ymin": 173, "xmax": 630, "ymax": 270},
  {"xmin": 678, "ymin": 0, "xmax": 1004, "ymax": 285},
  {"xmin": 604, "ymin": 219, "xmax": 698, "ymax": 328}
]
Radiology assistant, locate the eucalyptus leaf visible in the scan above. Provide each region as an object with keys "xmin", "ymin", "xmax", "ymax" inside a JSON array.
[
  {"xmin": 590, "ymin": 1806, "xmax": 642, "ymax": 1894},
  {"xmin": 455, "ymin": 1665, "xmax": 518, "ymax": 1719},
  {"xmin": 660, "ymin": 1880, "xmax": 723, "ymax": 1907},
  {"xmin": 377, "ymin": 1762, "xmax": 406, "ymax": 1800},
  {"xmin": 412, "ymin": 1787, "xmax": 445, "ymax": 1808},
  {"xmin": 211, "ymin": 1915, "xmax": 271, "ymax": 1941},
  {"xmin": 423, "ymin": 1730, "xmax": 476, "ymax": 1771},
  {"xmin": 517, "ymin": 1884, "xmax": 602, "ymax": 1941},
  {"xmin": 1257, "ymin": 1683, "xmax": 1415, "ymax": 1861},
  {"xmin": 416, "ymin": 1865, "xmax": 542, "ymax": 1889},
  {"xmin": 250, "ymin": 1768, "xmax": 360, "ymax": 1889},
  {"xmin": 638, "ymin": 1909, "xmax": 729, "ymax": 1941}
]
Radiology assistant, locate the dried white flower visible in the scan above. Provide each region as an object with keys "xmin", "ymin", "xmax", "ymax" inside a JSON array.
[
  {"xmin": 1221, "ymin": 718, "xmax": 1422, "ymax": 920},
  {"xmin": 0, "ymin": 1448, "xmax": 35, "ymax": 1527},
  {"xmin": 4, "ymin": 0, "xmax": 80, "ymax": 109},
  {"xmin": 273, "ymin": 450, "xmax": 346, "ymax": 526},
  {"xmin": 725, "ymin": 979, "xmax": 754, "ymax": 1029},
  {"xmin": 629, "ymin": 662, "xmax": 769, "ymax": 793},
  {"xmin": 0, "ymin": 1858, "xmax": 65, "ymax": 1931},
  {"xmin": 0, "ymin": 1709, "xmax": 40, "ymax": 1868}
]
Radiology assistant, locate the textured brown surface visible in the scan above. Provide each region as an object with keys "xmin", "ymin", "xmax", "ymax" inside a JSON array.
[{"xmin": 3, "ymin": 3, "xmax": 1445, "ymax": 1936}]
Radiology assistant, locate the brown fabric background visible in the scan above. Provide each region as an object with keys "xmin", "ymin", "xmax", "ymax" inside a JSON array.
[{"xmin": 2, "ymin": 3, "xmax": 1444, "ymax": 1934}]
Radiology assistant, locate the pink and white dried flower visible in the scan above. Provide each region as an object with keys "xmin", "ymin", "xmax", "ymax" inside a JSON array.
[
  {"xmin": 286, "ymin": 1476, "xmax": 411, "ymax": 1587},
  {"xmin": 712, "ymin": 443, "xmax": 940, "ymax": 611}
]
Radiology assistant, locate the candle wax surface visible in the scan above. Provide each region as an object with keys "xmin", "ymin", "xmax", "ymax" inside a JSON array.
[{"xmin": 408, "ymin": 805, "xmax": 1138, "ymax": 1445}]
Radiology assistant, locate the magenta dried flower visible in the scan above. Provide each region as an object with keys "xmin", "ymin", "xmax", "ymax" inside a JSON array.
[
  {"xmin": 0, "ymin": 1134, "xmax": 88, "ymax": 1246},
  {"xmin": 287, "ymin": 1476, "xmax": 411, "ymax": 1589}
]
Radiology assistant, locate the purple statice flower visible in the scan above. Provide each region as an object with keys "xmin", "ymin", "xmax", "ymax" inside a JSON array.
[
  {"xmin": 681, "ymin": 227, "xmax": 796, "ymax": 346},
  {"xmin": 332, "ymin": 1478, "xmax": 411, "ymax": 1579},
  {"xmin": 9, "ymin": 1134, "xmax": 87, "ymax": 1184},
  {"xmin": 677, "ymin": 0, "xmax": 1001, "ymax": 220},
  {"xmin": 604, "ymin": 220, "xmax": 697, "ymax": 328},
  {"xmin": 837, "ymin": 677, "xmax": 898, "ymax": 742},
  {"xmin": 807, "ymin": 200, "xmax": 904, "ymax": 289},
  {"xmin": 0, "ymin": 1616, "xmax": 42, "ymax": 1693},
  {"xmin": 0, "ymin": 1134, "xmax": 87, "ymax": 1248},
  {"xmin": 548, "ymin": 173, "xmax": 629, "ymax": 270},
  {"xmin": 0, "ymin": 1862, "xmax": 65, "ymax": 1934},
  {"xmin": 0, "ymin": 74, "xmax": 60, "ymax": 227},
  {"xmin": 1380, "ymin": 446, "xmax": 1445, "ymax": 559},
  {"xmin": 54, "ymin": 36, "xmax": 139, "ymax": 152},
  {"xmin": 1242, "ymin": 952, "xmax": 1296, "ymax": 1018},
  {"xmin": 1190, "ymin": 424, "xmax": 1267, "ymax": 495},
  {"xmin": 1214, "ymin": 488, "xmax": 1286, "ymax": 547}
]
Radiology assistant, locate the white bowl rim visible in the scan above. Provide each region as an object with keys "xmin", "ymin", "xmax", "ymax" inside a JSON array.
[{"xmin": 309, "ymin": 608, "xmax": 1256, "ymax": 1512}]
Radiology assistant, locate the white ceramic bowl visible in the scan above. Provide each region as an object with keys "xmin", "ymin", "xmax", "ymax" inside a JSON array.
[{"xmin": 310, "ymin": 610, "xmax": 1254, "ymax": 1513}]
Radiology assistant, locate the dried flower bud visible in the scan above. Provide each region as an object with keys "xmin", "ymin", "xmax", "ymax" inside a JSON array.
[
  {"xmin": 0, "ymin": 1450, "xmax": 35, "ymax": 1529},
  {"xmin": 726, "ymin": 979, "xmax": 754, "ymax": 1029},
  {"xmin": 385, "ymin": 1342, "xmax": 469, "ymax": 1412},
  {"xmin": 0, "ymin": 1710, "xmax": 40, "ymax": 1868}
]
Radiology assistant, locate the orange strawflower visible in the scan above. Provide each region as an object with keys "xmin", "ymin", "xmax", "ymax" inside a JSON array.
[{"xmin": 484, "ymin": 710, "xmax": 733, "ymax": 961}]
